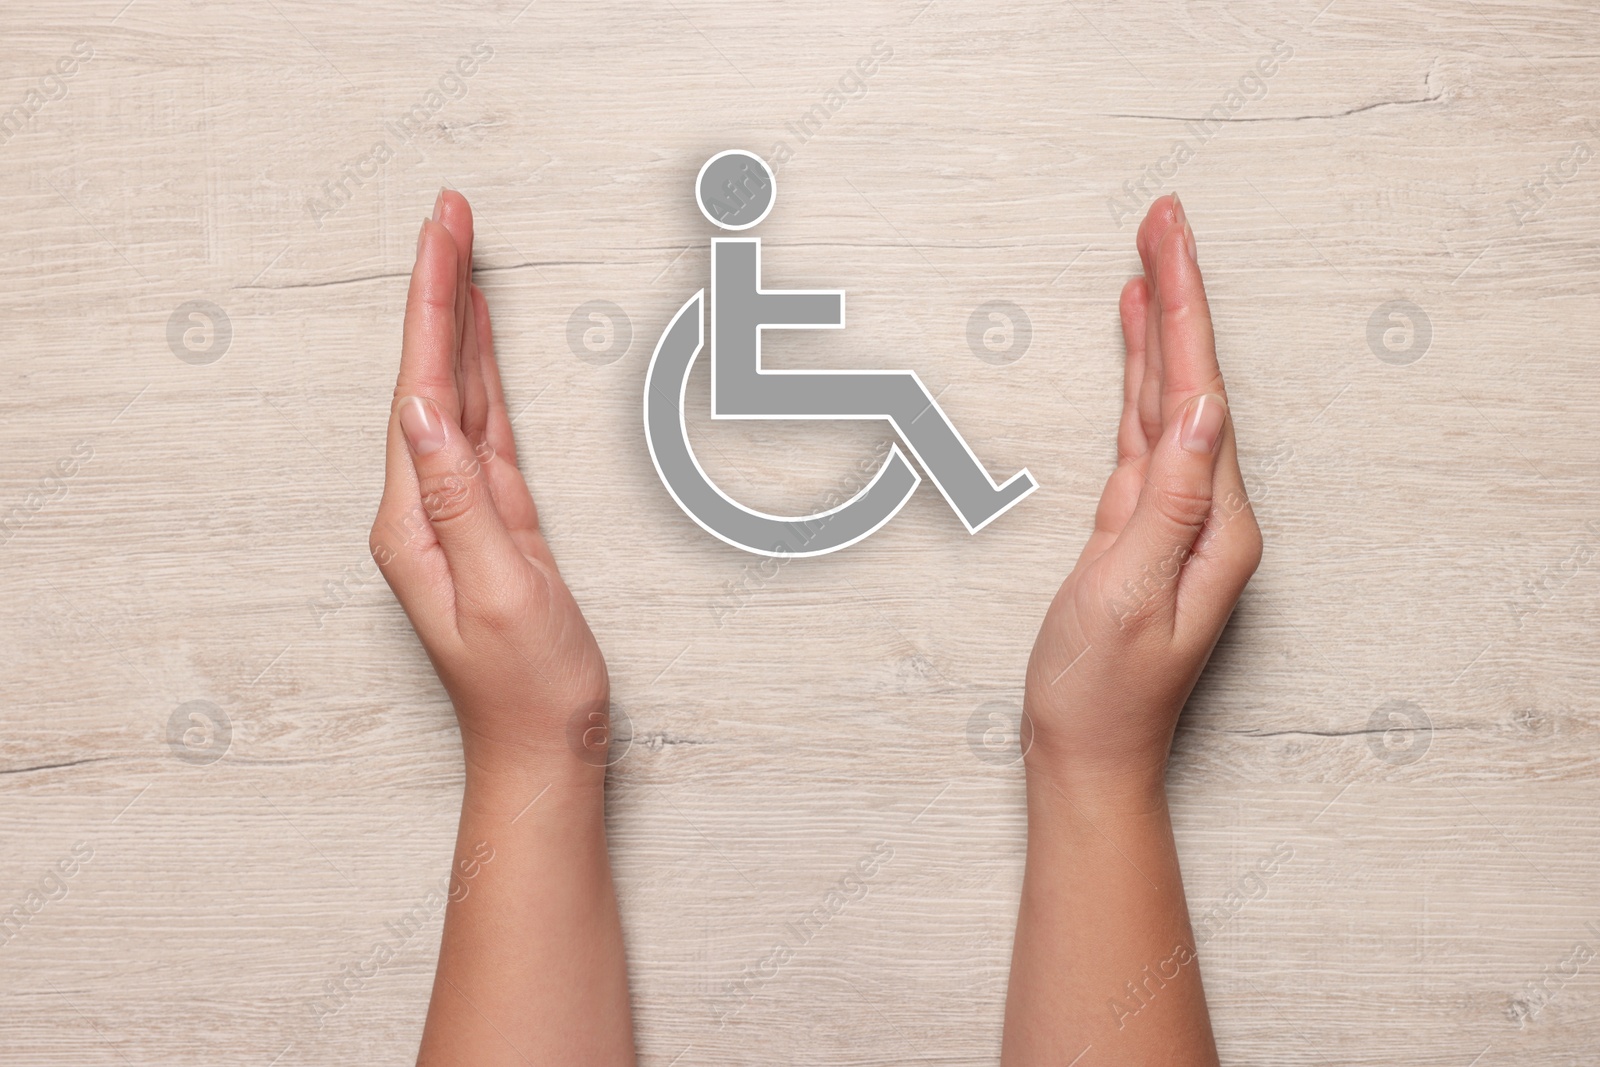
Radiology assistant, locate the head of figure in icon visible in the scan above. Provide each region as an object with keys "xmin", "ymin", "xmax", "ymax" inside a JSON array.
[{"xmin": 696, "ymin": 151, "xmax": 776, "ymax": 231}]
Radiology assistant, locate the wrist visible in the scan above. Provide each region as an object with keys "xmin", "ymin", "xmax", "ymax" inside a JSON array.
[
  {"xmin": 459, "ymin": 728, "xmax": 607, "ymax": 807},
  {"xmin": 1022, "ymin": 735, "xmax": 1170, "ymax": 821},
  {"xmin": 452, "ymin": 694, "xmax": 620, "ymax": 786},
  {"xmin": 459, "ymin": 752, "xmax": 606, "ymax": 829},
  {"xmin": 1020, "ymin": 684, "xmax": 1177, "ymax": 819}
]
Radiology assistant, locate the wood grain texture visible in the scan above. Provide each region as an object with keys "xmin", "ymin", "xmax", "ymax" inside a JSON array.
[{"xmin": 2, "ymin": 0, "xmax": 1597, "ymax": 1063}]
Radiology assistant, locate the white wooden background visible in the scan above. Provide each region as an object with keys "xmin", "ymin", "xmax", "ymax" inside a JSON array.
[{"xmin": 2, "ymin": 1, "xmax": 1597, "ymax": 1063}]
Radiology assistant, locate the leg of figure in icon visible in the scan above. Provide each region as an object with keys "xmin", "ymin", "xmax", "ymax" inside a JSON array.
[{"xmin": 710, "ymin": 239, "xmax": 1036, "ymax": 532}]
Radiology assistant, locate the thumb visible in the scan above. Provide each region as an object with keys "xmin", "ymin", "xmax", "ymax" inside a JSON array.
[
  {"xmin": 396, "ymin": 394, "xmax": 522, "ymax": 598},
  {"xmin": 1101, "ymin": 392, "xmax": 1228, "ymax": 623}
]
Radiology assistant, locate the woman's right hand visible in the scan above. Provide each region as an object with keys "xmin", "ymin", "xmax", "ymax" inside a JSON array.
[
  {"xmin": 1003, "ymin": 194, "xmax": 1249, "ymax": 1067},
  {"xmin": 1022, "ymin": 193, "xmax": 1262, "ymax": 807},
  {"xmin": 371, "ymin": 189, "xmax": 611, "ymax": 779}
]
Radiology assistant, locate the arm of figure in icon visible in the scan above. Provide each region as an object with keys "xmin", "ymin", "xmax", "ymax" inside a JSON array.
[
  {"xmin": 371, "ymin": 190, "xmax": 635, "ymax": 1066},
  {"xmin": 1001, "ymin": 195, "xmax": 1261, "ymax": 1067}
]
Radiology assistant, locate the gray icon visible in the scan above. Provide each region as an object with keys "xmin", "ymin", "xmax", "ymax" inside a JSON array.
[
  {"xmin": 966, "ymin": 700, "xmax": 1032, "ymax": 767},
  {"xmin": 967, "ymin": 301, "xmax": 1032, "ymax": 365},
  {"xmin": 167, "ymin": 700, "xmax": 231, "ymax": 765},
  {"xmin": 696, "ymin": 150, "xmax": 775, "ymax": 231},
  {"xmin": 1366, "ymin": 300, "xmax": 1431, "ymax": 366},
  {"xmin": 167, "ymin": 300, "xmax": 232, "ymax": 365},
  {"xmin": 567, "ymin": 702, "xmax": 633, "ymax": 768},
  {"xmin": 644, "ymin": 151, "xmax": 1037, "ymax": 557},
  {"xmin": 567, "ymin": 300, "xmax": 632, "ymax": 365},
  {"xmin": 1366, "ymin": 699, "xmax": 1431, "ymax": 765}
]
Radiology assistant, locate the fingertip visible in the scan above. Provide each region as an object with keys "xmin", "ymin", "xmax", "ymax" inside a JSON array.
[
  {"xmin": 1137, "ymin": 195, "xmax": 1181, "ymax": 273},
  {"xmin": 437, "ymin": 188, "xmax": 472, "ymax": 222},
  {"xmin": 1119, "ymin": 275, "xmax": 1148, "ymax": 317},
  {"xmin": 1151, "ymin": 237, "xmax": 1225, "ymax": 421},
  {"xmin": 470, "ymin": 284, "xmax": 497, "ymax": 356},
  {"xmin": 1172, "ymin": 193, "xmax": 1199, "ymax": 264},
  {"xmin": 417, "ymin": 218, "xmax": 456, "ymax": 265},
  {"xmin": 413, "ymin": 221, "xmax": 459, "ymax": 306},
  {"xmin": 436, "ymin": 189, "xmax": 475, "ymax": 251},
  {"xmin": 1119, "ymin": 276, "xmax": 1149, "ymax": 362},
  {"xmin": 1153, "ymin": 217, "xmax": 1204, "ymax": 315},
  {"xmin": 400, "ymin": 223, "xmax": 464, "ymax": 402},
  {"xmin": 1150, "ymin": 192, "xmax": 1179, "ymax": 227}
]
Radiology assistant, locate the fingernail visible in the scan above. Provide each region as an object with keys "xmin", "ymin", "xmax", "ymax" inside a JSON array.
[
  {"xmin": 432, "ymin": 188, "xmax": 445, "ymax": 222},
  {"xmin": 1180, "ymin": 394, "xmax": 1226, "ymax": 455},
  {"xmin": 398, "ymin": 396, "xmax": 446, "ymax": 456},
  {"xmin": 417, "ymin": 218, "xmax": 428, "ymax": 255},
  {"xmin": 1171, "ymin": 194, "xmax": 1198, "ymax": 264}
]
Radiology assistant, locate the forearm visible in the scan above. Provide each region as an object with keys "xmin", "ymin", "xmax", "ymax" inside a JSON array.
[
  {"xmin": 417, "ymin": 754, "xmax": 634, "ymax": 1066},
  {"xmin": 1002, "ymin": 764, "xmax": 1217, "ymax": 1067},
  {"xmin": 378, "ymin": 192, "xmax": 635, "ymax": 1065}
]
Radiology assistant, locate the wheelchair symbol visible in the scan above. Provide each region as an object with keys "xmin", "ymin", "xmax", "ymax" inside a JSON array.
[{"xmin": 644, "ymin": 150, "xmax": 1037, "ymax": 557}]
